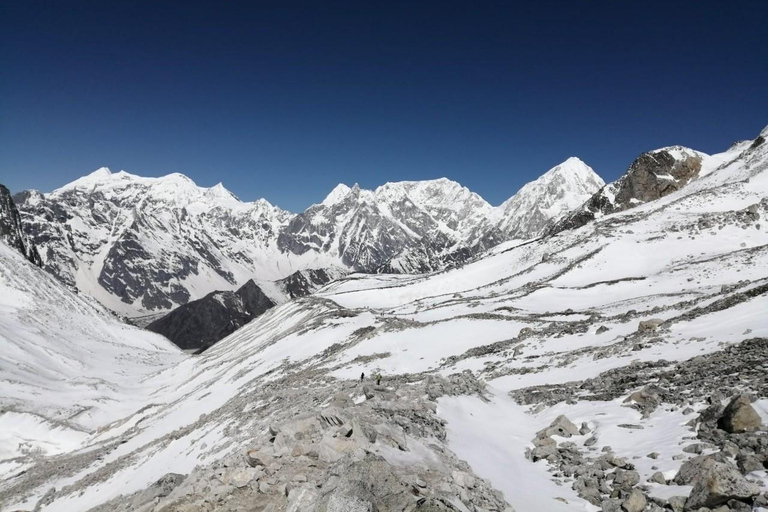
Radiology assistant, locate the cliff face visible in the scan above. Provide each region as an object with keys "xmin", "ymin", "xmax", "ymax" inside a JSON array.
[{"xmin": 0, "ymin": 184, "xmax": 41, "ymax": 266}]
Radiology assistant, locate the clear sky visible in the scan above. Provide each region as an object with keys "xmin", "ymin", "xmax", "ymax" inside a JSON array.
[{"xmin": 1, "ymin": 1, "xmax": 766, "ymax": 212}]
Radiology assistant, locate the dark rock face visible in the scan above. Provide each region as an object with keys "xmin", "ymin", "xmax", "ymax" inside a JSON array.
[
  {"xmin": 551, "ymin": 147, "xmax": 704, "ymax": 235},
  {"xmin": 277, "ymin": 268, "xmax": 345, "ymax": 299},
  {"xmin": 146, "ymin": 280, "xmax": 276, "ymax": 352},
  {"xmin": 0, "ymin": 184, "xmax": 41, "ymax": 266},
  {"xmin": 147, "ymin": 268, "xmax": 345, "ymax": 352}
]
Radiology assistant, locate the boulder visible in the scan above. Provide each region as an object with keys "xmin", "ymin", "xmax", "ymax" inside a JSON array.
[
  {"xmin": 621, "ymin": 489, "xmax": 646, "ymax": 512},
  {"xmin": 684, "ymin": 461, "xmax": 760, "ymax": 510},
  {"xmin": 246, "ymin": 449, "xmax": 273, "ymax": 468},
  {"xmin": 717, "ymin": 394, "xmax": 762, "ymax": 433},
  {"xmin": 612, "ymin": 469, "xmax": 640, "ymax": 490},
  {"xmin": 638, "ymin": 319, "xmax": 664, "ymax": 332},
  {"xmin": 667, "ymin": 496, "xmax": 687, "ymax": 512},
  {"xmin": 674, "ymin": 454, "xmax": 724, "ymax": 485},
  {"xmin": 537, "ymin": 415, "xmax": 580, "ymax": 439}
]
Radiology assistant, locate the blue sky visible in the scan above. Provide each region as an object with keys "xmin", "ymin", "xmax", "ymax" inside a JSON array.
[{"xmin": 1, "ymin": 1, "xmax": 766, "ymax": 211}]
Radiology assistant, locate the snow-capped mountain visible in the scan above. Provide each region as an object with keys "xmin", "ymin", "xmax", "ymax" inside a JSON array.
[
  {"xmin": 2, "ymin": 126, "xmax": 766, "ymax": 512},
  {"xmin": 14, "ymin": 169, "xmax": 297, "ymax": 315},
  {"xmin": 494, "ymin": 157, "xmax": 605, "ymax": 238},
  {"xmin": 277, "ymin": 178, "xmax": 500, "ymax": 274},
  {"xmin": 15, "ymin": 162, "xmax": 604, "ymax": 316}
]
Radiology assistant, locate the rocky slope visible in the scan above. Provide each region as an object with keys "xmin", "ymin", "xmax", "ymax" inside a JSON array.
[
  {"xmin": 1, "ymin": 126, "xmax": 766, "ymax": 512},
  {"xmin": 13, "ymin": 162, "xmax": 604, "ymax": 317},
  {"xmin": 0, "ymin": 184, "xmax": 40, "ymax": 266},
  {"xmin": 146, "ymin": 267, "xmax": 346, "ymax": 352}
]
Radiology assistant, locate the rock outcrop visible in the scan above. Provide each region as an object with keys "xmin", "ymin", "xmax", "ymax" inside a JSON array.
[
  {"xmin": 551, "ymin": 147, "xmax": 705, "ymax": 235},
  {"xmin": 0, "ymin": 184, "xmax": 41, "ymax": 265},
  {"xmin": 147, "ymin": 279, "xmax": 276, "ymax": 351}
]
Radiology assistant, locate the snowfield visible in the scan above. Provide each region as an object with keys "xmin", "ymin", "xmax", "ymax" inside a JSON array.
[{"xmin": 1, "ymin": 128, "xmax": 767, "ymax": 511}]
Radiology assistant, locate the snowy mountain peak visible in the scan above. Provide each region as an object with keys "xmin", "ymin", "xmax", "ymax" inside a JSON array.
[
  {"xmin": 205, "ymin": 182, "xmax": 239, "ymax": 202},
  {"xmin": 494, "ymin": 158, "xmax": 604, "ymax": 239},
  {"xmin": 91, "ymin": 166, "xmax": 112, "ymax": 177},
  {"xmin": 321, "ymin": 183, "xmax": 352, "ymax": 206}
]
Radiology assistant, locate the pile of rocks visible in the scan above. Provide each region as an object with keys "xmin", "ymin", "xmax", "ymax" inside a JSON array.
[
  {"xmin": 526, "ymin": 393, "xmax": 767, "ymax": 512},
  {"xmin": 86, "ymin": 372, "xmax": 512, "ymax": 512}
]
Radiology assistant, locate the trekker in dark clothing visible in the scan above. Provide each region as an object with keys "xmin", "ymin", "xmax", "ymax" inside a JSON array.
[
  {"xmin": 376, "ymin": 373, "xmax": 382, "ymax": 386},
  {"xmin": 360, "ymin": 372, "xmax": 365, "ymax": 383}
]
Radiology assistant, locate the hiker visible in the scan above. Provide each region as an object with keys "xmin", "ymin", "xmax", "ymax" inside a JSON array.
[
  {"xmin": 360, "ymin": 372, "xmax": 365, "ymax": 383},
  {"xmin": 376, "ymin": 373, "xmax": 382, "ymax": 386}
]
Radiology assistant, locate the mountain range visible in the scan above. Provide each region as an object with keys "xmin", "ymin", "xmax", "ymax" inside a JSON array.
[{"xmin": 12, "ymin": 157, "xmax": 604, "ymax": 317}]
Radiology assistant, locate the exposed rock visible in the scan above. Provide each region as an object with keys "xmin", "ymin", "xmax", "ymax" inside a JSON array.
[
  {"xmin": 684, "ymin": 461, "xmax": 760, "ymax": 510},
  {"xmin": 717, "ymin": 394, "xmax": 762, "ymax": 433},
  {"xmin": 638, "ymin": 319, "xmax": 664, "ymax": 332},
  {"xmin": 612, "ymin": 469, "xmax": 640, "ymax": 491},
  {"xmin": 621, "ymin": 488, "xmax": 646, "ymax": 512},
  {"xmin": 147, "ymin": 279, "xmax": 276, "ymax": 351},
  {"xmin": 537, "ymin": 415, "xmax": 580, "ymax": 439},
  {"xmin": 0, "ymin": 184, "xmax": 41, "ymax": 266}
]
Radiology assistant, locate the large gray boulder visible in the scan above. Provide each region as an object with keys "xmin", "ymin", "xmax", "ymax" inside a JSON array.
[
  {"xmin": 684, "ymin": 461, "xmax": 760, "ymax": 510},
  {"xmin": 537, "ymin": 415, "xmax": 581, "ymax": 439},
  {"xmin": 674, "ymin": 454, "xmax": 726, "ymax": 485},
  {"xmin": 718, "ymin": 394, "xmax": 762, "ymax": 433},
  {"xmin": 622, "ymin": 489, "xmax": 647, "ymax": 512}
]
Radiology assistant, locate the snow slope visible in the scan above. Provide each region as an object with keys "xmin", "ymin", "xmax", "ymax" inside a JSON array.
[{"xmin": 1, "ymin": 127, "xmax": 766, "ymax": 512}]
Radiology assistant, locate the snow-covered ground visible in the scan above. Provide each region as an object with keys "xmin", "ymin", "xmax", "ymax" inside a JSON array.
[{"xmin": 1, "ymin": 128, "xmax": 767, "ymax": 511}]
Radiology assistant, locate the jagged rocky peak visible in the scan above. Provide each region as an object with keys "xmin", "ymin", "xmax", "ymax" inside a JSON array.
[
  {"xmin": 0, "ymin": 184, "xmax": 41, "ymax": 266},
  {"xmin": 494, "ymin": 157, "xmax": 605, "ymax": 239}
]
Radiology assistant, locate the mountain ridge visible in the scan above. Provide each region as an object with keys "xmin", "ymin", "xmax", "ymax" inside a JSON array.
[{"xmin": 14, "ymin": 158, "xmax": 605, "ymax": 316}]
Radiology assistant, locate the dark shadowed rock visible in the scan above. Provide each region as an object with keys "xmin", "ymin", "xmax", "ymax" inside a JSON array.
[
  {"xmin": 147, "ymin": 279, "xmax": 275, "ymax": 351},
  {"xmin": 0, "ymin": 184, "xmax": 41, "ymax": 266}
]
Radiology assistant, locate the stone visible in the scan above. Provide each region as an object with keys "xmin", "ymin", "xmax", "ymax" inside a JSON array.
[
  {"xmin": 684, "ymin": 461, "xmax": 760, "ymax": 510},
  {"xmin": 613, "ymin": 469, "xmax": 640, "ymax": 490},
  {"xmin": 667, "ymin": 495, "xmax": 687, "ymax": 512},
  {"xmin": 674, "ymin": 455, "xmax": 725, "ymax": 486},
  {"xmin": 579, "ymin": 422, "xmax": 591, "ymax": 435},
  {"xmin": 584, "ymin": 436, "xmax": 597, "ymax": 447},
  {"xmin": 638, "ymin": 319, "xmax": 664, "ymax": 332},
  {"xmin": 726, "ymin": 499, "xmax": 753, "ymax": 512},
  {"xmin": 229, "ymin": 468, "xmax": 257, "ymax": 488},
  {"xmin": 326, "ymin": 494, "xmax": 374, "ymax": 512},
  {"xmin": 717, "ymin": 394, "xmax": 762, "ymax": 433},
  {"xmin": 532, "ymin": 436, "xmax": 556, "ymax": 448},
  {"xmin": 246, "ymin": 449, "xmax": 272, "ymax": 468},
  {"xmin": 538, "ymin": 415, "xmax": 580, "ymax": 439},
  {"xmin": 601, "ymin": 498, "xmax": 623, "ymax": 512},
  {"xmin": 736, "ymin": 453, "xmax": 765, "ymax": 474},
  {"xmin": 647, "ymin": 452, "xmax": 659, "ymax": 459},
  {"xmin": 596, "ymin": 325, "xmax": 609, "ymax": 334},
  {"xmin": 649, "ymin": 471, "xmax": 666, "ymax": 485},
  {"xmin": 682, "ymin": 443, "xmax": 707, "ymax": 454},
  {"xmin": 621, "ymin": 489, "xmax": 646, "ymax": 512}
]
